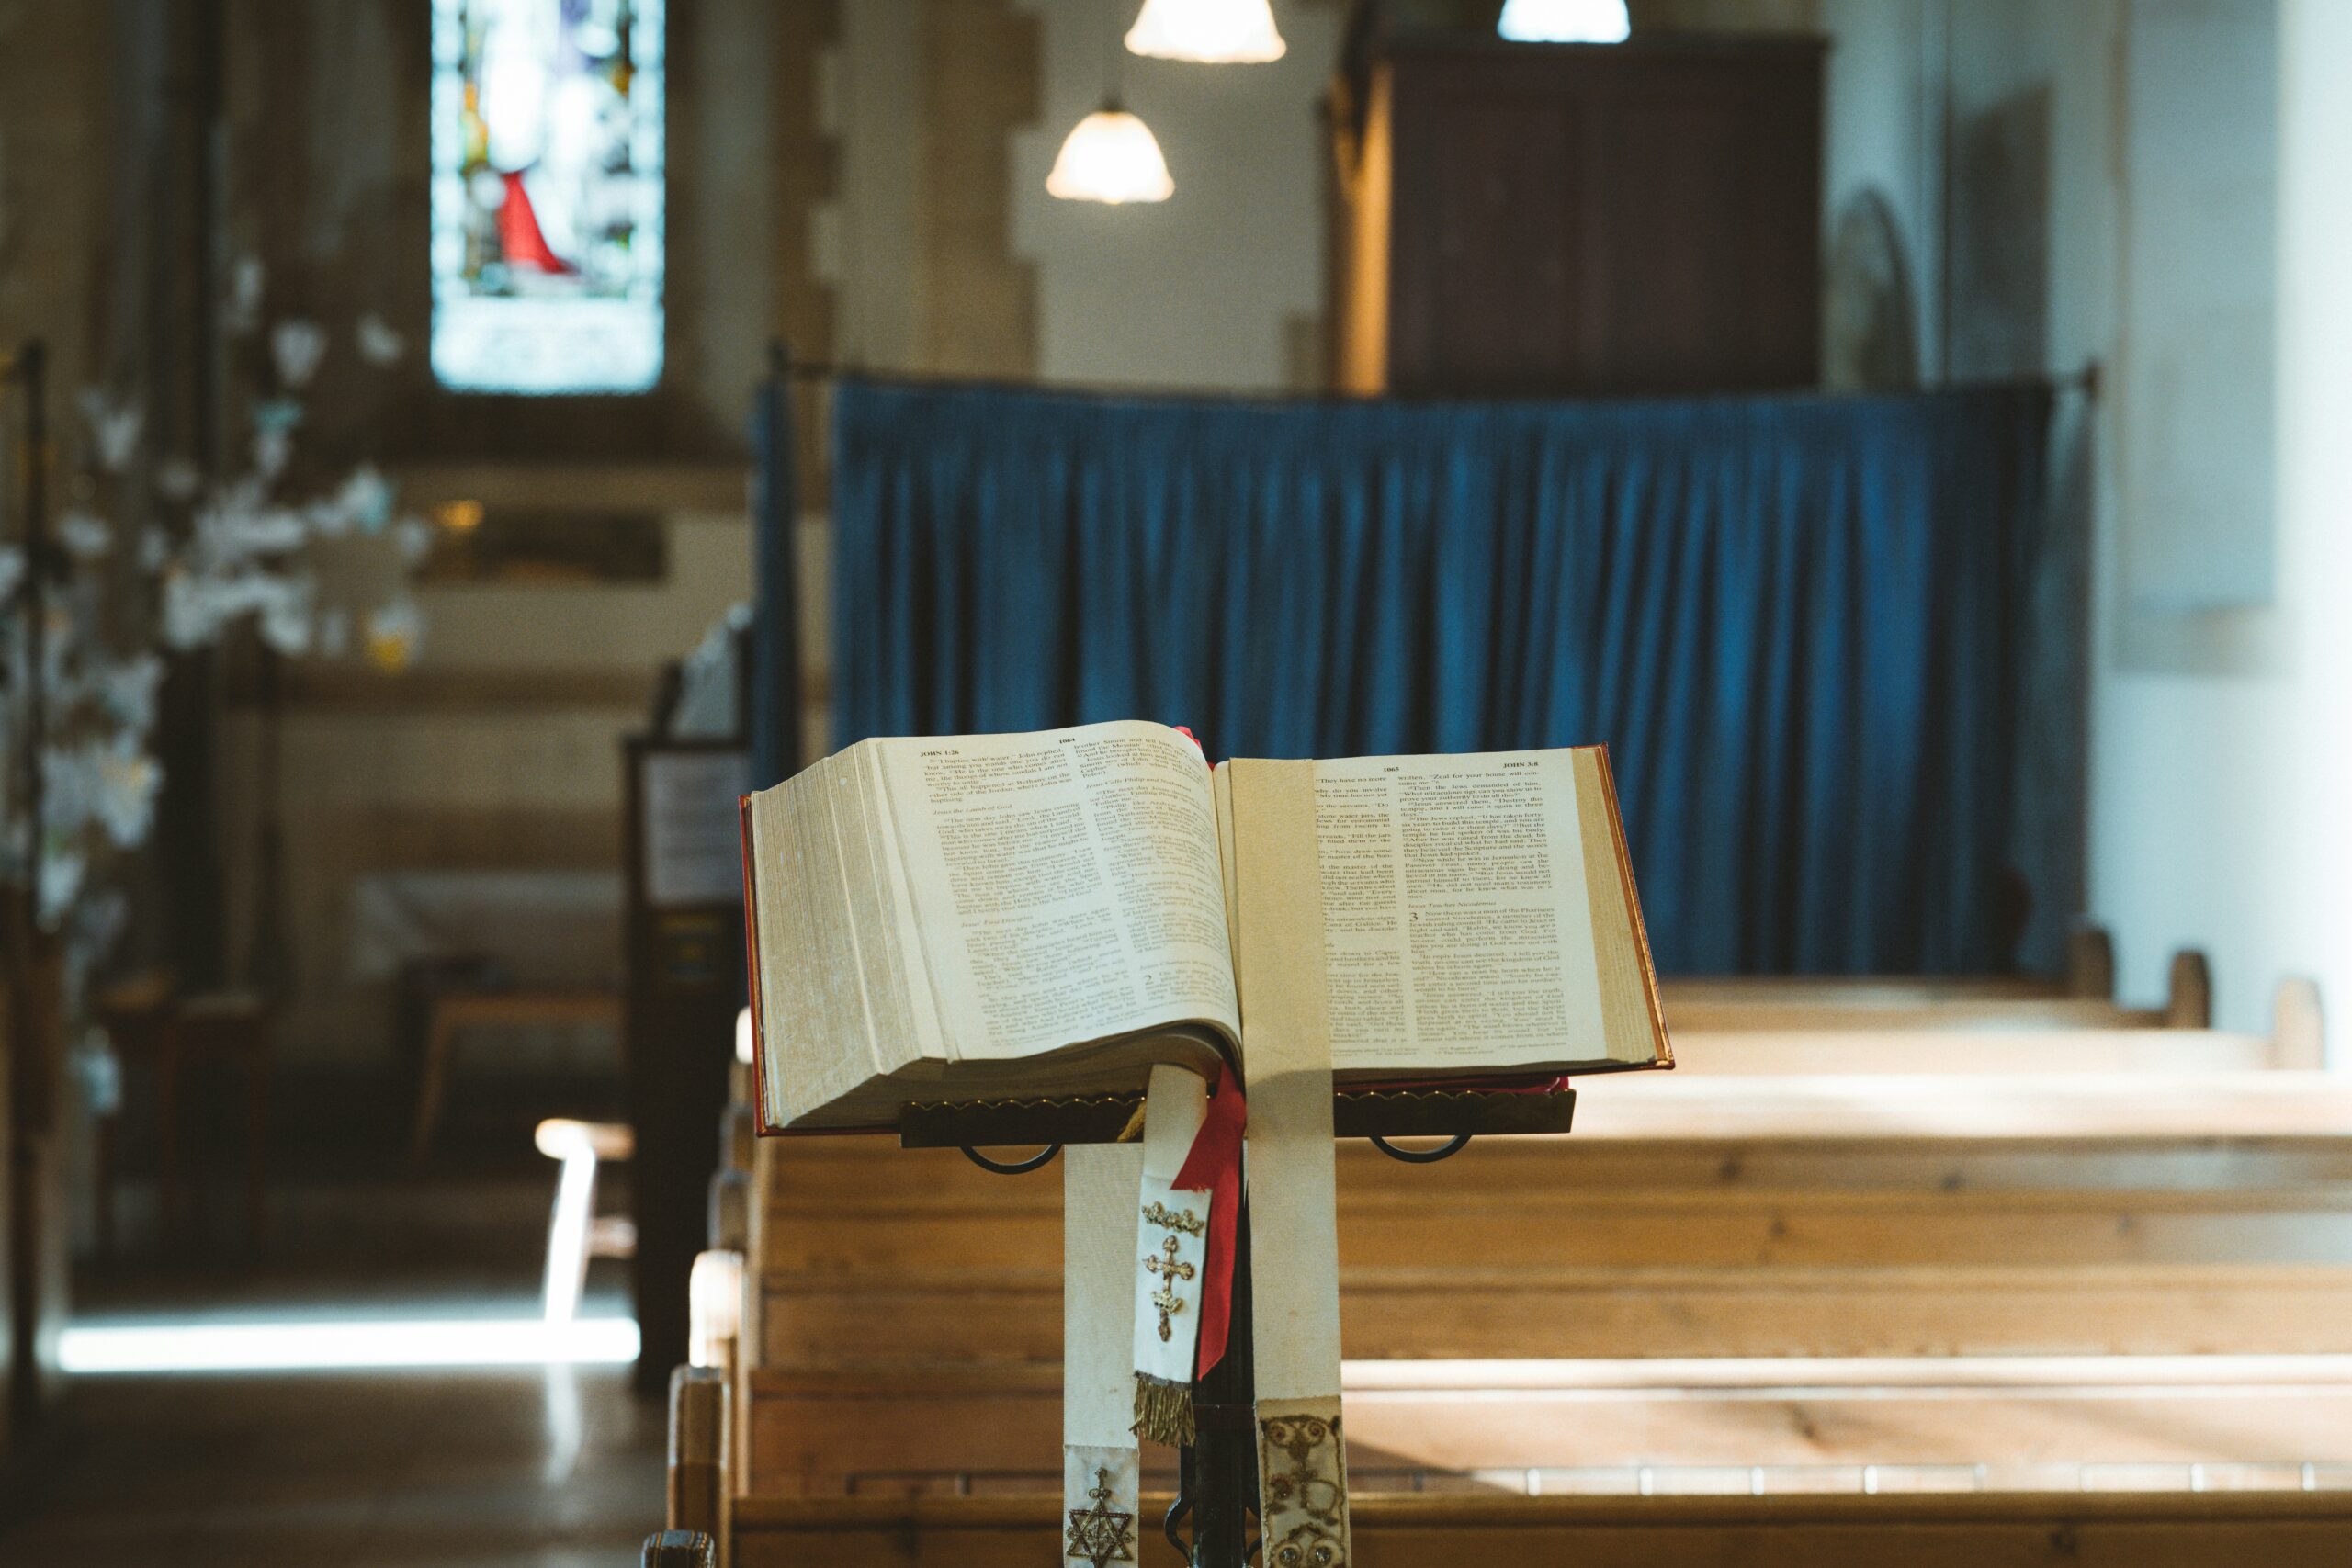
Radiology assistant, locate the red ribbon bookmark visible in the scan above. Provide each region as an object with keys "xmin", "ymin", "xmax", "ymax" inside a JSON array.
[{"xmin": 1171, "ymin": 1060, "xmax": 1246, "ymax": 1377}]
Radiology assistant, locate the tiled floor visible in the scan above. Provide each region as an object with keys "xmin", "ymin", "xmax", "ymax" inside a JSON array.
[{"xmin": 0, "ymin": 1169, "xmax": 665, "ymax": 1567}]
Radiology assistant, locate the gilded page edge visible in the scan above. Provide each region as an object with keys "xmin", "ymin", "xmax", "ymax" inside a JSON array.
[{"xmin": 1579, "ymin": 746, "xmax": 1672, "ymax": 1070}]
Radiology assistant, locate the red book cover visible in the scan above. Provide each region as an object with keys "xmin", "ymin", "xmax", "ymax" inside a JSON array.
[{"xmin": 739, "ymin": 795, "xmax": 774, "ymax": 1134}]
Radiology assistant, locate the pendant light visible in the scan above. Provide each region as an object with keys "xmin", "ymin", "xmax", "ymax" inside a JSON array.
[
  {"xmin": 1126, "ymin": 0, "xmax": 1286, "ymax": 63},
  {"xmin": 1498, "ymin": 0, "xmax": 1631, "ymax": 44},
  {"xmin": 1049, "ymin": 0, "xmax": 1174, "ymax": 203},
  {"xmin": 1047, "ymin": 103, "xmax": 1176, "ymax": 202}
]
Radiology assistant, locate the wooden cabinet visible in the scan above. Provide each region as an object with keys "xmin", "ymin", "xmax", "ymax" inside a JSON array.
[{"xmin": 1331, "ymin": 35, "xmax": 1826, "ymax": 397}]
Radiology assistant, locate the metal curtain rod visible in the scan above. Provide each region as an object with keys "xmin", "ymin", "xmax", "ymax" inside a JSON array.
[{"xmin": 767, "ymin": 342, "xmax": 2105, "ymax": 403}]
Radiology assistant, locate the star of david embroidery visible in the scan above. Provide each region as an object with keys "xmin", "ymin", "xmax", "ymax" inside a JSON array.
[
  {"xmin": 1143, "ymin": 1233, "xmax": 1196, "ymax": 1341},
  {"xmin": 1066, "ymin": 1467, "xmax": 1136, "ymax": 1567}
]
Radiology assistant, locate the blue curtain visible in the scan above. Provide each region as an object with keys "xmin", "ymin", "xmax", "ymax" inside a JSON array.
[{"xmin": 821, "ymin": 378, "xmax": 2052, "ymax": 976}]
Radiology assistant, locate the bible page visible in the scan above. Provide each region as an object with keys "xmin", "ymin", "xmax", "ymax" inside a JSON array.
[
  {"xmin": 1307, "ymin": 749, "xmax": 1638, "ymax": 1072},
  {"xmin": 876, "ymin": 721, "xmax": 1240, "ymax": 1062}
]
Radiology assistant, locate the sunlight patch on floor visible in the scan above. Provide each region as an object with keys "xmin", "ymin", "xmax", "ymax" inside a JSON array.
[{"xmin": 59, "ymin": 1313, "xmax": 639, "ymax": 1372}]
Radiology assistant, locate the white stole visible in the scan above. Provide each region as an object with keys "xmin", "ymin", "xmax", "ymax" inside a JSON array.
[
  {"xmin": 1063, "ymin": 1142, "xmax": 1142, "ymax": 1568},
  {"xmin": 1228, "ymin": 759, "xmax": 1352, "ymax": 1565},
  {"xmin": 1130, "ymin": 1063, "xmax": 1211, "ymax": 1444}
]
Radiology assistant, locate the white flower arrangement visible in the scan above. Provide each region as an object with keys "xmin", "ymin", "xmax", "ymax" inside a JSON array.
[{"xmin": 3, "ymin": 269, "xmax": 433, "ymax": 982}]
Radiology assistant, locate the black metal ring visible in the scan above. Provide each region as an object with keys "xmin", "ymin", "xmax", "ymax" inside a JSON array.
[
  {"xmin": 1164, "ymin": 1485, "xmax": 1193, "ymax": 1558},
  {"xmin": 1368, "ymin": 1133, "xmax": 1473, "ymax": 1165},
  {"xmin": 958, "ymin": 1143, "xmax": 1062, "ymax": 1175}
]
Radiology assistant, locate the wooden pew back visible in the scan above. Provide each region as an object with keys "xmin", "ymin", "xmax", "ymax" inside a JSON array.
[
  {"xmin": 732, "ymin": 975, "xmax": 2336, "ymax": 1496},
  {"xmin": 724, "ymin": 1490, "xmax": 2352, "ymax": 1568},
  {"xmin": 1659, "ymin": 944, "xmax": 2215, "ymax": 1032}
]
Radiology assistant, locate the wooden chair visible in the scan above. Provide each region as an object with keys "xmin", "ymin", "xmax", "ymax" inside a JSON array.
[
  {"xmin": 409, "ymin": 987, "xmax": 622, "ymax": 1162},
  {"xmin": 94, "ymin": 976, "xmax": 272, "ymax": 1255},
  {"xmin": 533, "ymin": 1117, "xmax": 636, "ymax": 1323}
]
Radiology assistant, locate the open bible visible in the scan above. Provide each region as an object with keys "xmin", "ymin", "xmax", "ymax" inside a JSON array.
[{"xmin": 741, "ymin": 720, "xmax": 1670, "ymax": 1133}]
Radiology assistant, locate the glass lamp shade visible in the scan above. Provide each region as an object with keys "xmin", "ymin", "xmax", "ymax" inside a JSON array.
[
  {"xmin": 1498, "ymin": 0, "xmax": 1632, "ymax": 43},
  {"xmin": 1046, "ymin": 103, "xmax": 1176, "ymax": 203},
  {"xmin": 1125, "ymin": 0, "xmax": 1287, "ymax": 62}
]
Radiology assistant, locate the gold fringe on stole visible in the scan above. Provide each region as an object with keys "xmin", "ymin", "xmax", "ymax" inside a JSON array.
[{"xmin": 1133, "ymin": 1371, "xmax": 1195, "ymax": 1448}]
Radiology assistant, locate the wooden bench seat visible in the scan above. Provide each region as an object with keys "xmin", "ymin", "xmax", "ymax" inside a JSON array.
[
  {"xmin": 738, "ymin": 1066, "xmax": 2352, "ymax": 1492},
  {"xmin": 1669, "ymin": 1029, "xmax": 2294, "ymax": 1071},
  {"xmin": 761, "ymin": 1258, "xmax": 2352, "ymax": 1368},
  {"xmin": 1667, "ymin": 998, "xmax": 2199, "ymax": 1034},
  {"xmin": 722, "ymin": 969, "xmax": 2335, "ymax": 1516},
  {"xmin": 1658, "ymin": 944, "xmax": 2213, "ymax": 1033},
  {"xmin": 743, "ymin": 1354, "xmax": 2352, "ymax": 1493},
  {"xmin": 767, "ymin": 1178, "xmax": 2352, "ymax": 1272},
  {"xmin": 1574, "ymin": 1068, "xmax": 2352, "ymax": 1137},
  {"xmin": 728, "ymin": 1490, "xmax": 2352, "ymax": 1566},
  {"xmin": 1664, "ymin": 975, "xmax": 2312, "ymax": 1069},
  {"xmin": 763, "ymin": 1122, "xmax": 2352, "ymax": 1206}
]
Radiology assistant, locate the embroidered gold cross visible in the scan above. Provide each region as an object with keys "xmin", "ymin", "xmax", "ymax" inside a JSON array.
[
  {"xmin": 1066, "ymin": 1467, "xmax": 1136, "ymax": 1566},
  {"xmin": 1144, "ymin": 1234, "xmax": 1196, "ymax": 1341}
]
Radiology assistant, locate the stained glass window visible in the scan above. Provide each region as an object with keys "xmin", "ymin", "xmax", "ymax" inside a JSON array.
[{"xmin": 430, "ymin": 0, "xmax": 665, "ymax": 394}]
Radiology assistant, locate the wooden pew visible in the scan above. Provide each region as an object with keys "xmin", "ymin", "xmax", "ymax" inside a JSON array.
[
  {"xmin": 1660, "ymin": 943, "xmax": 2214, "ymax": 1033},
  {"xmin": 677, "ymin": 1361, "xmax": 2352, "ymax": 1565},
  {"xmin": 1666, "ymin": 972, "xmax": 2309, "ymax": 1071},
  {"xmin": 642, "ymin": 1529, "xmax": 716, "ymax": 1568},
  {"xmin": 1651, "ymin": 923, "xmax": 2154, "ymax": 1009},
  {"xmin": 741, "ymin": 1111, "xmax": 2352, "ymax": 1487},
  {"xmin": 1659, "ymin": 1026, "xmax": 2306, "ymax": 1077},
  {"xmin": 722, "ymin": 1490, "xmax": 2352, "ymax": 1567},
  {"xmin": 669, "ymin": 1365, "xmax": 728, "ymax": 1540},
  {"xmin": 741, "ymin": 1352, "xmax": 2352, "ymax": 1491},
  {"xmin": 728, "ymin": 973, "xmax": 2337, "ymax": 1504}
]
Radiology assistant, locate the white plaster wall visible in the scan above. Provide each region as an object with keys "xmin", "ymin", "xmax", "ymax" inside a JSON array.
[
  {"xmin": 243, "ymin": 513, "xmax": 752, "ymax": 1066},
  {"xmin": 2085, "ymin": 0, "xmax": 2352, "ymax": 1044},
  {"xmin": 1010, "ymin": 0, "xmax": 1345, "ymax": 390},
  {"xmin": 403, "ymin": 513, "xmax": 752, "ymax": 673},
  {"xmin": 1807, "ymin": 0, "xmax": 2341, "ymax": 1043},
  {"xmin": 1815, "ymin": 0, "xmax": 1944, "ymax": 377}
]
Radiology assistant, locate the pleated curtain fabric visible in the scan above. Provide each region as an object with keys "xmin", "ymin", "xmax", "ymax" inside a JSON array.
[{"xmin": 822, "ymin": 379, "xmax": 2054, "ymax": 977}]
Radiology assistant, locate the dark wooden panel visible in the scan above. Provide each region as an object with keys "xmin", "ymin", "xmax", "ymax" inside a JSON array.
[
  {"xmin": 1391, "ymin": 81, "xmax": 1583, "ymax": 390},
  {"xmin": 0, "ymin": 964, "xmax": 12, "ymax": 1451},
  {"xmin": 624, "ymin": 738, "xmax": 747, "ymax": 1393},
  {"xmin": 1341, "ymin": 36, "xmax": 1826, "ymax": 397}
]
